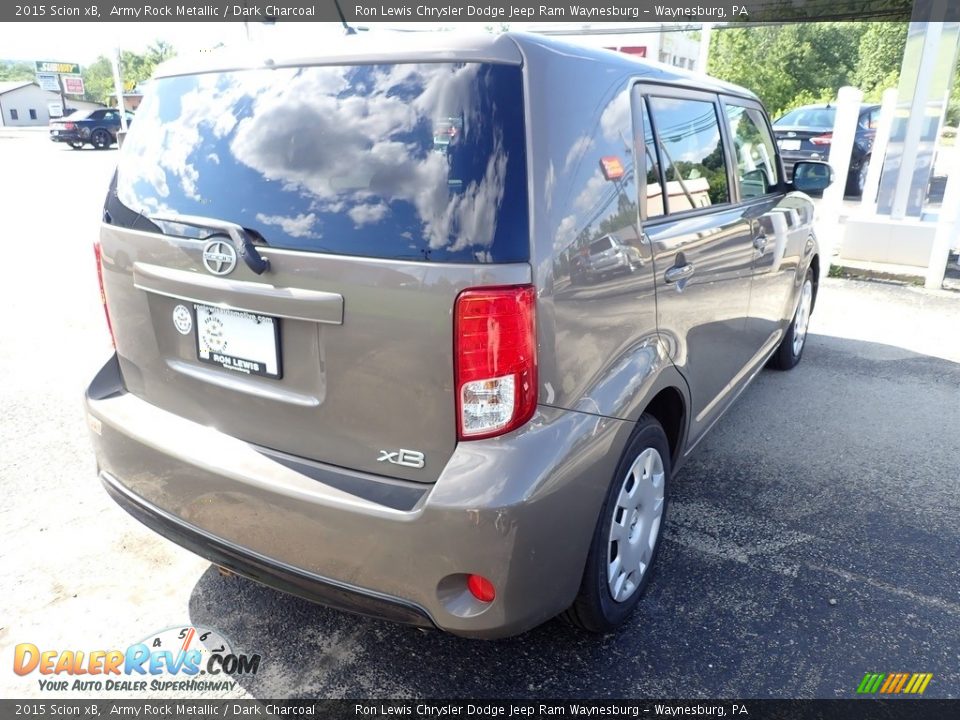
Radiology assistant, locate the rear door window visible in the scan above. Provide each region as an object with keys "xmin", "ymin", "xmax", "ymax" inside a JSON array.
[
  {"xmin": 647, "ymin": 96, "xmax": 730, "ymax": 211},
  {"xmin": 112, "ymin": 63, "xmax": 529, "ymax": 264},
  {"xmin": 724, "ymin": 103, "xmax": 779, "ymax": 198}
]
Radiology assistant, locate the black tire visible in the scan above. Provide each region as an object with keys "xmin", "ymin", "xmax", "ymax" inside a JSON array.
[
  {"xmin": 770, "ymin": 267, "xmax": 815, "ymax": 371},
  {"xmin": 91, "ymin": 129, "xmax": 112, "ymax": 149},
  {"xmin": 562, "ymin": 415, "xmax": 671, "ymax": 633}
]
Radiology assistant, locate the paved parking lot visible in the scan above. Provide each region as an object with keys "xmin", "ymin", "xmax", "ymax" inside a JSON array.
[{"xmin": 1, "ymin": 130, "xmax": 958, "ymax": 699}]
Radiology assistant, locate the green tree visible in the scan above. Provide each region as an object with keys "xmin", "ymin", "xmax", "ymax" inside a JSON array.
[
  {"xmin": 708, "ymin": 23, "xmax": 867, "ymax": 117},
  {"xmin": 0, "ymin": 60, "xmax": 36, "ymax": 82},
  {"xmin": 854, "ymin": 22, "xmax": 908, "ymax": 99},
  {"xmin": 81, "ymin": 42, "xmax": 176, "ymax": 104}
]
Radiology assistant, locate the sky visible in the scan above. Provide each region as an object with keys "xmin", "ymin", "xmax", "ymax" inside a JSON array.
[{"xmin": 0, "ymin": 22, "xmax": 514, "ymax": 65}]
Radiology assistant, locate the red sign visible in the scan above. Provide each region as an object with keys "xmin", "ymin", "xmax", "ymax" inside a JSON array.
[
  {"xmin": 62, "ymin": 75, "xmax": 85, "ymax": 95},
  {"xmin": 599, "ymin": 156, "xmax": 625, "ymax": 181}
]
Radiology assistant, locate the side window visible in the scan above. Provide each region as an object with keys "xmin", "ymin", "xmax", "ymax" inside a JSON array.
[
  {"xmin": 724, "ymin": 103, "xmax": 779, "ymax": 199},
  {"xmin": 648, "ymin": 96, "xmax": 729, "ymax": 211},
  {"xmin": 90, "ymin": 110, "xmax": 105, "ymax": 120},
  {"xmin": 639, "ymin": 100, "xmax": 666, "ymax": 219},
  {"xmin": 865, "ymin": 108, "xmax": 880, "ymax": 129}
]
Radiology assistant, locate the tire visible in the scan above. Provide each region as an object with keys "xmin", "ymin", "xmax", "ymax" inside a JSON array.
[
  {"xmin": 91, "ymin": 129, "xmax": 112, "ymax": 149},
  {"xmin": 562, "ymin": 415, "xmax": 671, "ymax": 633},
  {"xmin": 770, "ymin": 267, "xmax": 814, "ymax": 371}
]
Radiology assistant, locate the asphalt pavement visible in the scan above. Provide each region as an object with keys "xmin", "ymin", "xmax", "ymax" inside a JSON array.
[{"xmin": 1, "ymin": 130, "xmax": 958, "ymax": 700}]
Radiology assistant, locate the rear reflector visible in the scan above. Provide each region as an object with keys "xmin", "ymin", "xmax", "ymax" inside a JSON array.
[
  {"xmin": 467, "ymin": 574, "xmax": 496, "ymax": 603},
  {"xmin": 454, "ymin": 285, "xmax": 537, "ymax": 440},
  {"xmin": 94, "ymin": 242, "xmax": 116, "ymax": 349}
]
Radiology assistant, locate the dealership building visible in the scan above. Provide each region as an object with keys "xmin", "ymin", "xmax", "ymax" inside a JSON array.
[{"xmin": 0, "ymin": 81, "xmax": 103, "ymax": 127}]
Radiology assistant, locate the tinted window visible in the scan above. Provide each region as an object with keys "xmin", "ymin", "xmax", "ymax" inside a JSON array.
[
  {"xmin": 648, "ymin": 96, "xmax": 729, "ymax": 211},
  {"xmin": 89, "ymin": 110, "xmax": 107, "ymax": 120},
  {"xmin": 589, "ymin": 237, "xmax": 614, "ymax": 254},
  {"xmin": 639, "ymin": 100, "xmax": 665, "ymax": 219},
  {"xmin": 775, "ymin": 106, "xmax": 835, "ymax": 128},
  {"xmin": 725, "ymin": 104, "xmax": 779, "ymax": 198},
  {"xmin": 111, "ymin": 63, "xmax": 529, "ymax": 264}
]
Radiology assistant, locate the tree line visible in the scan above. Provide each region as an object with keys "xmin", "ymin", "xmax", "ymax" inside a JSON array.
[{"xmin": 708, "ymin": 22, "xmax": 959, "ymax": 125}]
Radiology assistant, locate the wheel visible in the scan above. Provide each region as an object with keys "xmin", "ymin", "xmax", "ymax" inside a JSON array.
[
  {"xmin": 69, "ymin": 141, "xmax": 84, "ymax": 150},
  {"xmin": 562, "ymin": 415, "xmax": 670, "ymax": 632},
  {"xmin": 770, "ymin": 267, "xmax": 814, "ymax": 370},
  {"xmin": 91, "ymin": 129, "xmax": 112, "ymax": 149}
]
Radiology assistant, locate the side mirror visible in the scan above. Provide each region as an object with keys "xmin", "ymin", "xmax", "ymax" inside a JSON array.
[{"xmin": 792, "ymin": 161, "xmax": 834, "ymax": 194}]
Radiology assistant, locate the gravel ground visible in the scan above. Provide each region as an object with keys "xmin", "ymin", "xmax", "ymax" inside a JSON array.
[{"xmin": 1, "ymin": 131, "xmax": 958, "ymax": 700}]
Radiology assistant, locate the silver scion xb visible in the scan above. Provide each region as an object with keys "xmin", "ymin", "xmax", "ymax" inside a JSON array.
[{"xmin": 86, "ymin": 32, "xmax": 831, "ymax": 638}]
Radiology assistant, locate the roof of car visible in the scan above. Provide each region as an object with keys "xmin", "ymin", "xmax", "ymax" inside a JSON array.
[{"xmin": 153, "ymin": 31, "xmax": 758, "ymax": 101}]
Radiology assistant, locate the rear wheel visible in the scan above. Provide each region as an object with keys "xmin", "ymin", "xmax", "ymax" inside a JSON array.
[
  {"xmin": 562, "ymin": 415, "xmax": 670, "ymax": 632},
  {"xmin": 91, "ymin": 129, "xmax": 112, "ymax": 149},
  {"xmin": 770, "ymin": 267, "xmax": 814, "ymax": 370}
]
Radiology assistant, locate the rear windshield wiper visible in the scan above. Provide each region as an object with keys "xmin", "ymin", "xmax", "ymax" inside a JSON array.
[{"xmin": 150, "ymin": 213, "xmax": 270, "ymax": 275}]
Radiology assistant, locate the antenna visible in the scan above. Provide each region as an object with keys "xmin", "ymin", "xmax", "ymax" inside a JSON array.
[{"xmin": 332, "ymin": 0, "xmax": 357, "ymax": 35}]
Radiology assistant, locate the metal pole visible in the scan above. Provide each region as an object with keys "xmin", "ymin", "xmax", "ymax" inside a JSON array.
[
  {"xmin": 817, "ymin": 85, "xmax": 863, "ymax": 281},
  {"xmin": 697, "ymin": 23, "xmax": 713, "ymax": 74},
  {"xmin": 111, "ymin": 47, "xmax": 128, "ymax": 133},
  {"xmin": 925, "ymin": 144, "xmax": 960, "ymax": 289},
  {"xmin": 859, "ymin": 87, "xmax": 897, "ymax": 213}
]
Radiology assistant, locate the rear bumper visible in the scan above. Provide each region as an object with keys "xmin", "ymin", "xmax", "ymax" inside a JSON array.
[
  {"xmin": 50, "ymin": 131, "xmax": 82, "ymax": 143},
  {"xmin": 86, "ymin": 355, "xmax": 629, "ymax": 638}
]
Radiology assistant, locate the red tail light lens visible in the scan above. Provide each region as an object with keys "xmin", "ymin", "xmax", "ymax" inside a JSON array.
[
  {"xmin": 467, "ymin": 574, "xmax": 496, "ymax": 603},
  {"xmin": 454, "ymin": 285, "xmax": 537, "ymax": 440},
  {"xmin": 810, "ymin": 133, "xmax": 833, "ymax": 146},
  {"xmin": 64, "ymin": 122, "xmax": 75, "ymax": 130},
  {"xmin": 94, "ymin": 242, "xmax": 116, "ymax": 349}
]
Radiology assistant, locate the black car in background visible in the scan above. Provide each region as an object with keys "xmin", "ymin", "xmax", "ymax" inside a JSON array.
[
  {"xmin": 49, "ymin": 108, "xmax": 134, "ymax": 150},
  {"xmin": 773, "ymin": 103, "xmax": 880, "ymax": 196}
]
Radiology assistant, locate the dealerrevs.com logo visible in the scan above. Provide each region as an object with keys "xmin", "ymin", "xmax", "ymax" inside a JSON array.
[{"xmin": 14, "ymin": 626, "xmax": 260, "ymax": 693}]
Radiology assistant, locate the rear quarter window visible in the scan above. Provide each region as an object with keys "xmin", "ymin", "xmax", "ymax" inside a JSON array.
[{"xmin": 111, "ymin": 63, "xmax": 529, "ymax": 264}]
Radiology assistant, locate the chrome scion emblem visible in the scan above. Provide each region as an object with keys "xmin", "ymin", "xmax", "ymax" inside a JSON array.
[
  {"xmin": 202, "ymin": 238, "xmax": 237, "ymax": 276},
  {"xmin": 378, "ymin": 449, "xmax": 426, "ymax": 469}
]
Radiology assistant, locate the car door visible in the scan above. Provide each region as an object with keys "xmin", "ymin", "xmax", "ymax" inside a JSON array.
[
  {"xmin": 635, "ymin": 85, "xmax": 757, "ymax": 447},
  {"xmin": 720, "ymin": 96, "xmax": 809, "ymax": 352}
]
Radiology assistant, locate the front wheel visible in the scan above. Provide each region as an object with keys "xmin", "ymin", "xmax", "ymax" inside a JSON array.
[
  {"xmin": 770, "ymin": 267, "xmax": 814, "ymax": 370},
  {"xmin": 562, "ymin": 415, "xmax": 670, "ymax": 633}
]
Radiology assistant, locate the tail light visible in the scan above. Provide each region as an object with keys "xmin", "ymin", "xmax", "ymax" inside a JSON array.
[
  {"xmin": 64, "ymin": 122, "xmax": 75, "ymax": 130},
  {"xmin": 454, "ymin": 285, "xmax": 537, "ymax": 440},
  {"xmin": 94, "ymin": 242, "xmax": 116, "ymax": 349},
  {"xmin": 810, "ymin": 133, "xmax": 833, "ymax": 146}
]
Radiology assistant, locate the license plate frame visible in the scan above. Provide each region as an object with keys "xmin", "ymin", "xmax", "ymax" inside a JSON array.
[{"xmin": 194, "ymin": 303, "xmax": 282, "ymax": 379}]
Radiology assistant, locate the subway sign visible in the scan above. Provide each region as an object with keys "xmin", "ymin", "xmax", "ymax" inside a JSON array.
[{"xmin": 35, "ymin": 61, "xmax": 80, "ymax": 75}]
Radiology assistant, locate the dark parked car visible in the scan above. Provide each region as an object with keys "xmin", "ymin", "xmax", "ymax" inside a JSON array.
[
  {"xmin": 49, "ymin": 108, "xmax": 134, "ymax": 149},
  {"xmin": 87, "ymin": 33, "xmax": 832, "ymax": 638},
  {"xmin": 773, "ymin": 103, "xmax": 879, "ymax": 196}
]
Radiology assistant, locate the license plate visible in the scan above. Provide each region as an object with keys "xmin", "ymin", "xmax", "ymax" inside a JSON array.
[
  {"xmin": 779, "ymin": 139, "xmax": 801, "ymax": 151},
  {"xmin": 195, "ymin": 304, "xmax": 281, "ymax": 379}
]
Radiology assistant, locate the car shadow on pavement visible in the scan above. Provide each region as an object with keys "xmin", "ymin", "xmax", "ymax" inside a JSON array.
[{"xmin": 188, "ymin": 334, "xmax": 960, "ymax": 699}]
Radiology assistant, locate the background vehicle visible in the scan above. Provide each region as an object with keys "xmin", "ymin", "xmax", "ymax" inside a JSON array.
[
  {"xmin": 49, "ymin": 108, "xmax": 134, "ymax": 149},
  {"xmin": 571, "ymin": 234, "xmax": 643, "ymax": 285},
  {"xmin": 87, "ymin": 33, "xmax": 827, "ymax": 639},
  {"xmin": 773, "ymin": 103, "xmax": 879, "ymax": 196}
]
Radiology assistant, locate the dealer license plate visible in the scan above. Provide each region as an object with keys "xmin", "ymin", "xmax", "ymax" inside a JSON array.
[{"xmin": 195, "ymin": 303, "xmax": 281, "ymax": 379}]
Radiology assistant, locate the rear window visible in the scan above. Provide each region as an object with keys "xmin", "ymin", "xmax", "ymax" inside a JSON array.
[
  {"xmin": 775, "ymin": 107, "xmax": 835, "ymax": 128},
  {"xmin": 589, "ymin": 237, "xmax": 613, "ymax": 254},
  {"xmin": 110, "ymin": 63, "xmax": 529, "ymax": 264}
]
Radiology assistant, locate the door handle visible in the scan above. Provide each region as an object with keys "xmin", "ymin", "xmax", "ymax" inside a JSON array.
[
  {"xmin": 664, "ymin": 262, "xmax": 695, "ymax": 284},
  {"xmin": 753, "ymin": 233, "xmax": 768, "ymax": 252}
]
